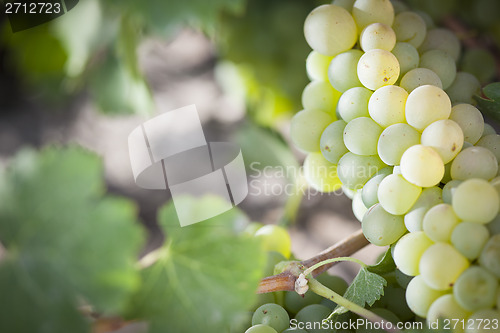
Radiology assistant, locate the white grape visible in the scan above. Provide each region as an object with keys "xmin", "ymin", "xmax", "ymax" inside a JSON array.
[
  {"xmin": 406, "ymin": 275, "xmax": 447, "ymax": 318},
  {"xmin": 405, "ymin": 85, "xmax": 451, "ymax": 132},
  {"xmin": 394, "ymin": 231, "xmax": 433, "ymax": 276},
  {"xmin": 404, "ymin": 186, "xmax": 443, "ymax": 232},
  {"xmin": 306, "ymin": 51, "xmax": 334, "ymax": 81},
  {"xmin": 449, "ymin": 104, "xmax": 484, "ymax": 144},
  {"xmin": 357, "ymin": 49, "xmax": 400, "ymax": 90},
  {"xmin": 400, "ymin": 68, "xmax": 443, "ymax": 92},
  {"xmin": 451, "ymin": 147, "xmax": 498, "ymax": 181},
  {"xmin": 419, "ymin": 49, "xmax": 457, "ymax": 89},
  {"xmin": 343, "ymin": 117, "xmax": 383, "ymax": 155},
  {"xmin": 362, "ymin": 203, "xmax": 406, "ymax": 246},
  {"xmin": 421, "ymin": 119, "xmax": 464, "ymax": 164},
  {"xmin": 368, "ymin": 85, "xmax": 408, "ymax": 127},
  {"xmin": 420, "ymin": 243, "xmax": 469, "ymax": 290},
  {"xmin": 452, "ymin": 179, "xmax": 500, "ymax": 224},
  {"xmin": 392, "ymin": 11, "xmax": 427, "ymax": 48},
  {"xmin": 337, "ymin": 87, "xmax": 372, "ymax": 122},
  {"xmin": 391, "ymin": 42, "xmax": 419, "ymax": 76},
  {"xmin": 328, "ymin": 49, "xmax": 364, "ymax": 92},
  {"xmin": 291, "ymin": 110, "xmax": 335, "ymax": 152},
  {"xmin": 352, "ymin": 0, "xmax": 395, "ymax": 31},
  {"xmin": 419, "ymin": 28, "xmax": 461, "ymax": 62},
  {"xmin": 378, "ymin": 173, "xmax": 421, "ymax": 215},
  {"xmin": 302, "ymin": 80, "xmax": 342, "ymax": 114},
  {"xmin": 400, "ymin": 145, "xmax": 444, "ymax": 187},
  {"xmin": 423, "ymin": 203, "xmax": 460, "ymax": 243},
  {"xmin": 451, "ymin": 222, "xmax": 490, "ymax": 260},
  {"xmin": 446, "ymin": 72, "xmax": 481, "ymax": 105},
  {"xmin": 360, "ymin": 23, "xmax": 396, "ymax": 52},
  {"xmin": 377, "ymin": 123, "xmax": 420, "ymax": 165}
]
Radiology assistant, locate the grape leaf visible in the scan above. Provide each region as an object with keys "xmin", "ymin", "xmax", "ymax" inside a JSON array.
[
  {"xmin": 0, "ymin": 146, "xmax": 144, "ymax": 332},
  {"xmin": 127, "ymin": 198, "xmax": 267, "ymax": 333},
  {"xmin": 475, "ymin": 82, "xmax": 500, "ymax": 120},
  {"xmin": 367, "ymin": 247, "xmax": 396, "ymax": 275}
]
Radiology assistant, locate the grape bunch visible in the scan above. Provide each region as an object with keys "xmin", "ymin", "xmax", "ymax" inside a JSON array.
[{"xmin": 289, "ymin": 0, "xmax": 500, "ymax": 332}]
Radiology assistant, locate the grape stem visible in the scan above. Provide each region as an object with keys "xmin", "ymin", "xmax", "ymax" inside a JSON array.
[{"xmin": 302, "ymin": 257, "xmax": 366, "ymax": 277}]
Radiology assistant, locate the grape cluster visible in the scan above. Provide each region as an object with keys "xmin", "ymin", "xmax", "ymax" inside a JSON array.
[{"xmin": 291, "ymin": 0, "xmax": 500, "ymax": 332}]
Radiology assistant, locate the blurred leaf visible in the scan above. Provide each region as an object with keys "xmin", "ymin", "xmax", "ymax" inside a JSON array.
[
  {"xmin": 0, "ymin": 146, "xmax": 144, "ymax": 332},
  {"xmin": 367, "ymin": 248, "xmax": 396, "ymax": 275},
  {"xmin": 128, "ymin": 198, "xmax": 266, "ymax": 333},
  {"xmin": 475, "ymin": 82, "xmax": 500, "ymax": 121},
  {"xmin": 117, "ymin": 14, "xmax": 142, "ymax": 79}
]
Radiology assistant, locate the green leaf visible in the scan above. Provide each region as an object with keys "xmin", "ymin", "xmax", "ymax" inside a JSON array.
[
  {"xmin": 128, "ymin": 198, "xmax": 267, "ymax": 333},
  {"xmin": 0, "ymin": 146, "xmax": 144, "ymax": 332},
  {"xmin": 475, "ymin": 82, "xmax": 500, "ymax": 120},
  {"xmin": 367, "ymin": 248, "xmax": 396, "ymax": 275}
]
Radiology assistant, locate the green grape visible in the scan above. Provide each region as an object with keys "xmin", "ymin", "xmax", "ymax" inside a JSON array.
[
  {"xmin": 320, "ymin": 120, "xmax": 348, "ymax": 164},
  {"xmin": 337, "ymin": 87, "xmax": 372, "ymax": 122},
  {"xmin": 442, "ymin": 179, "xmax": 463, "ymax": 204},
  {"xmin": 245, "ymin": 324, "xmax": 279, "ymax": 333},
  {"xmin": 421, "ymin": 119, "xmax": 464, "ymax": 164},
  {"xmin": 476, "ymin": 134, "xmax": 500, "ymax": 161},
  {"xmin": 451, "ymin": 147, "xmax": 498, "ymax": 181},
  {"xmin": 390, "ymin": 0, "xmax": 409, "ymax": 13},
  {"xmin": 445, "ymin": 72, "xmax": 481, "ymax": 105},
  {"xmin": 294, "ymin": 304, "xmax": 331, "ymax": 333},
  {"xmin": 460, "ymin": 48, "xmax": 496, "ymax": 84},
  {"xmin": 361, "ymin": 168, "xmax": 393, "ymax": 208},
  {"xmin": 413, "ymin": 10, "xmax": 434, "ymax": 29},
  {"xmin": 343, "ymin": 117, "xmax": 383, "ymax": 155},
  {"xmin": 356, "ymin": 308, "xmax": 400, "ymax": 333},
  {"xmin": 400, "ymin": 145, "xmax": 445, "ymax": 187},
  {"xmin": 453, "ymin": 266, "xmax": 498, "ymax": 312},
  {"xmin": 405, "ymin": 85, "xmax": 451, "ymax": 132},
  {"xmin": 256, "ymin": 225, "xmax": 292, "ymax": 259},
  {"xmin": 378, "ymin": 173, "xmax": 422, "ymax": 215},
  {"xmin": 395, "ymin": 269, "xmax": 413, "ymax": 289},
  {"xmin": 304, "ymin": 4, "xmax": 358, "ymax": 56},
  {"xmin": 360, "ymin": 23, "xmax": 396, "ymax": 52},
  {"xmin": 304, "ymin": 152, "xmax": 343, "ymax": 193},
  {"xmin": 332, "ymin": 0, "xmax": 355, "ymax": 11},
  {"xmin": 419, "ymin": 49, "xmax": 457, "ymax": 89},
  {"xmin": 306, "ymin": 51, "xmax": 334, "ymax": 81},
  {"xmin": 352, "ymin": 189, "xmax": 368, "ymax": 222},
  {"xmin": 375, "ymin": 285, "xmax": 414, "ymax": 321},
  {"xmin": 399, "ymin": 68, "xmax": 443, "ymax": 92},
  {"xmin": 465, "ymin": 309, "xmax": 500, "ymax": 333},
  {"xmin": 449, "ymin": 104, "xmax": 484, "ymax": 144},
  {"xmin": 337, "ymin": 152, "xmax": 386, "ymax": 189},
  {"xmin": 452, "ymin": 179, "xmax": 500, "ymax": 224},
  {"xmin": 405, "ymin": 275, "xmax": 448, "ymax": 318},
  {"xmin": 252, "ymin": 303, "xmax": 290, "ymax": 333},
  {"xmin": 391, "ymin": 42, "xmax": 419, "ymax": 76},
  {"xmin": 290, "ymin": 109, "xmax": 335, "ymax": 152},
  {"xmin": 404, "ymin": 186, "xmax": 443, "ymax": 232},
  {"xmin": 352, "ymin": 0, "xmax": 395, "ymax": 31},
  {"xmin": 423, "ymin": 203, "xmax": 460, "ymax": 243},
  {"xmin": 357, "ymin": 49, "xmax": 400, "ymax": 90},
  {"xmin": 394, "ymin": 231, "xmax": 433, "ymax": 276},
  {"xmin": 392, "ymin": 11, "xmax": 427, "ymax": 48},
  {"xmin": 482, "ymin": 123, "xmax": 496, "ymax": 137},
  {"xmin": 488, "ymin": 214, "xmax": 500, "ymax": 235},
  {"xmin": 419, "ymin": 28, "xmax": 461, "ymax": 62},
  {"xmin": 302, "ymin": 80, "xmax": 342, "ymax": 114},
  {"xmin": 284, "ymin": 290, "xmax": 322, "ymax": 315},
  {"xmin": 420, "ymin": 242, "xmax": 470, "ymax": 290},
  {"xmin": 452, "ymin": 222, "xmax": 490, "ymax": 260},
  {"xmin": 328, "ymin": 49, "xmax": 364, "ymax": 92},
  {"xmin": 368, "ymin": 85, "xmax": 408, "ymax": 127},
  {"xmin": 479, "ymin": 234, "xmax": 500, "ymax": 278},
  {"xmin": 427, "ymin": 295, "xmax": 471, "ymax": 333},
  {"xmin": 377, "ymin": 123, "xmax": 420, "ymax": 166},
  {"xmin": 442, "ymin": 160, "xmax": 453, "ymax": 184},
  {"xmin": 362, "ymin": 203, "xmax": 406, "ymax": 246}
]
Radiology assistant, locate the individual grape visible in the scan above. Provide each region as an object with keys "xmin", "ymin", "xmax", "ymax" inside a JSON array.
[
  {"xmin": 400, "ymin": 145, "xmax": 444, "ymax": 187},
  {"xmin": 294, "ymin": 304, "xmax": 331, "ymax": 333},
  {"xmin": 368, "ymin": 85, "xmax": 408, "ymax": 127},
  {"xmin": 328, "ymin": 49, "xmax": 364, "ymax": 92},
  {"xmin": 332, "ymin": 0, "xmax": 355, "ymax": 11},
  {"xmin": 245, "ymin": 324, "xmax": 278, "ymax": 333},
  {"xmin": 252, "ymin": 303, "xmax": 289, "ymax": 333},
  {"xmin": 405, "ymin": 275, "xmax": 448, "ymax": 318},
  {"xmin": 421, "ymin": 119, "xmax": 464, "ymax": 164},
  {"xmin": 352, "ymin": 0, "xmax": 395, "ymax": 31},
  {"xmin": 479, "ymin": 234, "xmax": 500, "ymax": 278},
  {"xmin": 449, "ymin": 104, "xmax": 484, "ymax": 144},
  {"xmin": 357, "ymin": 49, "xmax": 400, "ymax": 90},
  {"xmin": 419, "ymin": 49, "xmax": 457, "ymax": 89},
  {"xmin": 352, "ymin": 189, "xmax": 368, "ymax": 222},
  {"xmin": 377, "ymin": 124, "xmax": 420, "ymax": 166},
  {"xmin": 482, "ymin": 123, "xmax": 496, "ymax": 137},
  {"xmin": 290, "ymin": 109, "xmax": 335, "ymax": 152},
  {"xmin": 361, "ymin": 168, "xmax": 392, "ymax": 208},
  {"xmin": 302, "ymin": 80, "xmax": 342, "ymax": 114},
  {"xmin": 452, "ymin": 222, "xmax": 490, "ymax": 260},
  {"xmin": 320, "ymin": 120, "xmax": 348, "ymax": 164},
  {"xmin": 427, "ymin": 295, "xmax": 471, "ymax": 333},
  {"xmin": 356, "ymin": 308, "xmax": 400, "ymax": 333},
  {"xmin": 255, "ymin": 225, "xmax": 292, "ymax": 258},
  {"xmin": 337, "ymin": 87, "xmax": 373, "ymax": 122},
  {"xmin": 465, "ymin": 309, "xmax": 500, "ymax": 333},
  {"xmin": 476, "ymin": 134, "xmax": 500, "ymax": 161},
  {"xmin": 453, "ymin": 266, "xmax": 498, "ymax": 312},
  {"xmin": 360, "ymin": 23, "xmax": 396, "ymax": 52},
  {"xmin": 460, "ymin": 48, "xmax": 496, "ymax": 84},
  {"xmin": 392, "ymin": 11, "xmax": 427, "ymax": 48},
  {"xmin": 445, "ymin": 72, "xmax": 481, "ymax": 105},
  {"xmin": 419, "ymin": 243, "xmax": 470, "ymax": 290},
  {"xmin": 442, "ymin": 180, "xmax": 462, "ymax": 204},
  {"xmin": 404, "ymin": 186, "xmax": 443, "ymax": 232},
  {"xmin": 399, "ymin": 68, "xmax": 443, "ymax": 92},
  {"xmin": 284, "ymin": 290, "xmax": 322, "ymax": 315},
  {"xmin": 405, "ymin": 85, "xmax": 451, "ymax": 132},
  {"xmin": 304, "ymin": 4, "xmax": 358, "ymax": 56},
  {"xmin": 452, "ymin": 179, "xmax": 500, "ymax": 224},
  {"xmin": 391, "ymin": 42, "xmax": 419, "ymax": 76},
  {"xmin": 304, "ymin": 152, "xmax": 343, "ymax": 193},
  {"xmin": 343, "ymin": 117, "xmax": 383, "ymax": 155},
  {"xmin": 337, "ymin": 152, "xmax": 386, "ymax": 189},
  {"xmin": 451, "ymin": 147, "xmax": 498, "ymax": 181},
  {"xmin": 413, "ymin": 9, "xmax": 434, "ymax": 29},
  {"xmin": 306, "ymin": 51, "xmax": 334, "ymax": 81},
  {"xmin": 441, "ymin": 161, "xmax": 453, "ymax": 184},
  {"xmin": 419, "ymin": 28, "xmax": 461, "ymax": 62},
  {"xmin": 423, "ymin": 203, "xmax": 460, "ymax": 243},
  {"xmin": 394, "ymin": 231, "xmax": 433, "ymax": 276},
  {"xmin": 486, "ymin": 214, "xmax": 500, "ymax": 236},
  {"xmin": 361, "ymin": 203, "xmax": 406, "ymax": 246},
  {"xmin": 395, "ymin": 269, "xmax": 413, "ymax": 289},
  {"xmin": 378, "ymin": 173, "xmax": 422, "ymax": 215}
]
